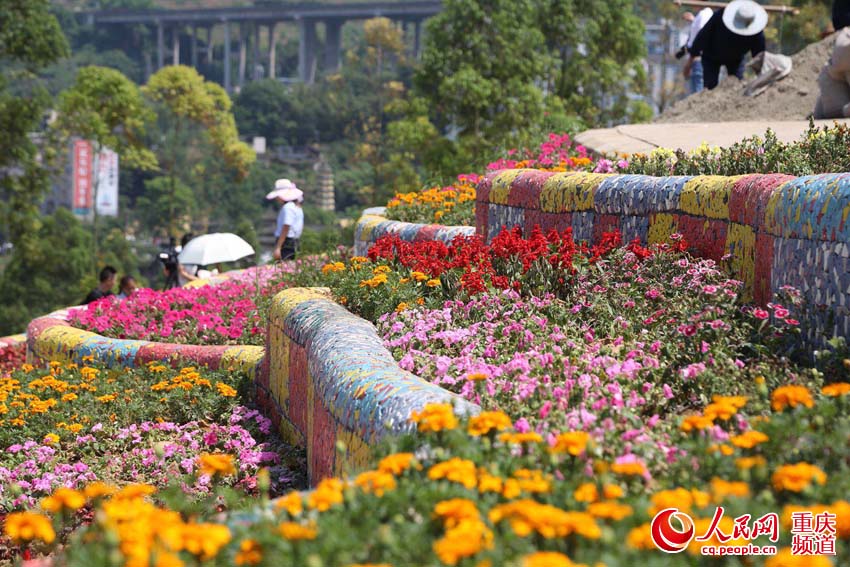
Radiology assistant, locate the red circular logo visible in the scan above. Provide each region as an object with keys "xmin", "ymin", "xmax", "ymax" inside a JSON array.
[{"xmin": 651, "ymin": 508, "xmax": 695, "ymax": 553}]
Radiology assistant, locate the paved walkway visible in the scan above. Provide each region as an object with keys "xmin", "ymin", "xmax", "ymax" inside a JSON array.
[{"xmin": 574, "ymin": 119, "xmax": 850, "ymax": 155}]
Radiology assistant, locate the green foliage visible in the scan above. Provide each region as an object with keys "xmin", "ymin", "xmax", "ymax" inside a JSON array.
[
  {"xmin": 625, "ymin": 121, "xmax": 850, "ymax": 177},
  {"xmin": 136, "ymin": 176, "xmax": 196, "ymax": 237},
  {"xmin": 0, "ymin": 0, "xmax": 69, "ymax": 70}
]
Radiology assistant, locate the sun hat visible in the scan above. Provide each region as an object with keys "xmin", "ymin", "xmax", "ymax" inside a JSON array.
[
  {"xmin": 266, "ymin": 179, "xmax": 303, "ymax": 202},
  {"xmin": 722, "ymin": 0, "xmax": 768, "ymax": 37}
]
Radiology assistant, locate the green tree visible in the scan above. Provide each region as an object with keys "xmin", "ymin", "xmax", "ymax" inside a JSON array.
[
  {"xmin": 142, "ymin": 66, "xmax": 255, "ymax": 235},
  {"xmin": 135, "ymin": 176, "xmax": 196, "ymax": 237},
  {"xmin": 56, "ymin": 65, "xmax": 157, "ymax": 268},
  {"xmin": 541, "ymin": 0, "xmax": 650, "ymax": 125},
  {"xmin": 415, "ymin": 0, "xmax": 551, "ymax": 164}
]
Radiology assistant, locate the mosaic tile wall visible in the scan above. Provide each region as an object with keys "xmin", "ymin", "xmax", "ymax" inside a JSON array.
[
  {"xmin": 477, "ymin": 169, "xmax": 850, "ymax": 343},
  {"xmin": 260, "ymin": 288, "xmax": 478, "ymax": 485},
  {"xmin": 354, "ymin": 207, "xmax": 476, "ymax": 257}
]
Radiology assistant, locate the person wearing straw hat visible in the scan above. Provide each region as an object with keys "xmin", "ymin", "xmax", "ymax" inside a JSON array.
[
  {"xmin": 686, "ymin": 0, "xmax": 767, "ymax": 91},
  {"xmin": 266, "ymin": 179, "xmax": 304, "ymax": 261}
]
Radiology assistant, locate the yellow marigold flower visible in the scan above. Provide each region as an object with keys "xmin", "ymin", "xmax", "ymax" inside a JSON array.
[
  {"xmin": 434, "ymin": 210, "xmax": 445, "ymax": 222},
  {"xmin": 372, "ymin": 265, "xmax": 391, "ymax": 275},
  {"xmin": 703, "ymin": 401, "xmax": 738, "ymax": 421},
  {"xmin": 355, "ymin": 470, "xmax": 397, "ymax": 496},
  {"xmin": 395, "ymin": 302, "xmax": 410, "ymax": 313},
  {"xmin": 426, "ymin": 278, "xmax": 441, "ymax": 288},
  {"xmin": 433, "ymin": 498, "xmax": 480, "ymax": 528},
  {"xmin": 712, "ymin": 395, "xmax": 748, "ymax": 409},
  {"xmin": 477, "ymin": 470, "xmax": 503, "ymax": 493},
  {"xmin": 112, "ymin": 483, "xmax": 157, "ymax": 500},
  {"xmin": 433, "ymin": 518, "xmax": 493, "ymax": 566},
  {"xmin": 707, "ymin": 444, "xmax": 734, "ymax": 456},
  {"xmin": 574, "ymin": 483, "xmax": 598, "ymax": 503},
  {"xmin": 347, "ymin": 565, "xmax": 393, "ymax": 567},
  {"xmin": 587, "ymin": 501, "xmax": 633, "ymax": 521},
  {"xmin": 275, "ymin": 491, "xmax": 303, "ymax": 516},
  {"xmin": 4, "ymin": 512, "xmax": 55, "ymax": 544},
  {"xmin": 308, "ymin": 478, "xmax": 344, "ymax": 511},
  {"xmin": 498, "ymin": 431, "xmax": 543, "ymax": 444},
  {"xmin": 377, "ymin": 453, "xmax": 416, "ymax": 476},
  {"xmin": 21, "ymin": 363, "xmax": 34, "ymax": 372},
  {"xmin": 428, "ymin": 458, "xmax": 477, "ymax": 489},
  {"xmin": 735, "ymin": 456, "xmax": 767, "ymax": 470},
  {"xmin": 729, "ymin": 430, "xmax": 769, "ymax": 449},
  {"xmin": 467, "ymin": 411, "xmax": 512, "ymax": 436},
  {"xmin": 502, "ymin": 478, "xmax": 521, "ymax": 499},
  {"xmin": 43, "ymin": 433, "xmax": 60, "ymax": 445},
  {"xmin": 279, "ymin": 521, "xmax": 318, "ymax": 541},
  {"xmin": 235, "ymin": 539, "xmax": 263, "ymax": 566},
  {"xmin": 522, "ymin": 552, "xmax": 583, "ymax": 567},
  {"xmin": 513, "ymin": 469, "xmax": 552, "ymax": 494},
  {"xmin": 603, "ymin": 484, "xmax": 624, "ymax": 499},
  {"xmin": 216, "ymin": 382, "xmax": 237, "ymax": 397},
  {"xmin": 182, "ymin": 522, "xmax": 231, "ymax": 559},
  {"xmin": 409, "ymin": 403, "xmax": 457, "ymax": 433},
  {"xmin": 648, "ymin": 488, "xmax": 711, "ymax": 516},
  {"xmin": 772, "ymin": 462, "xmax": 827, "ymax": 492},
  {"xmin": 626, "ymin": 523, "xmax": 654, "ymax": 550},
  {"xmin": 66, "ymin": 423, "xmax": 83, "ymax": 433},
  {"xmin": 80, "ymin": 367, "xmax": 98, "ymax": 380},
  {"xmin": 610, "ymin": 461, "xmax": 646, "ymax": 477},
  {"xmin": 489, "ymin": 500, "xmax": 600, "ymax": 539},
  {"xmin": 96, "ymin": 393, "xmax": 117, "ymax": 403},
  {"xmin": 822, "ymin": 382, "xmax": 850, "ymax": 397},
  {"xmin": 764, "ymin": 547, "xmax": 833, "ymax": 567},
  {"xmin": 550, "ymin": 431, "xmax": 590, "ymax": 456},
  {"xmin": 321, "ymin": 262, "xmax": 346, "ymax": 275},
  {"xmin": 84, "ymin": 482, "xmax": 117, "ymax": 499},
  {"xmin": 41, "ymin": 487, "xmax": 85, "ymax": 513},
  {"xmin": 350, "ymin": 256, "xmax": 369, "ymax": 264},
  {"xmin": 771, "ymin": 385, "xmax": 814, "ymax": 412},
  {"xmin": 410, "ymin": 271, "xmax": 428, "ymax": 282},
  {"xmin": 416, "ymin": 297, "xmax": 425, "ymax": 305},
  {"xmin": 465, "ymin": 372, "xmax": 489, "ymax": 382},
  {"xmin": 61, "ymin": 393, "xmax": 78, "ymax": 403},
  {"xmin": 710, "ymin": 478, "xmax": 750, "ymax": 503},
  {"xmin": 680, "ymin": 414, "xmax": 714, "ymax": 432}
]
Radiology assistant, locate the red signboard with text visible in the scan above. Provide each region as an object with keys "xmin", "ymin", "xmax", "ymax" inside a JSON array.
[{"xmin": 72, "ymin": 139, "xmax": 93, "ymax": 215}]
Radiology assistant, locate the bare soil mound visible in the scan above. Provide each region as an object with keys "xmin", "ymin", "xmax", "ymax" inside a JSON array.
[{"xmin": 654, "ymin": 35, "xmax": 834, "ymax": 123}]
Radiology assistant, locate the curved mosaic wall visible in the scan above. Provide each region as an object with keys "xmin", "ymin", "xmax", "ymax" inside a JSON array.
[
  {"xmin": 477, "ymin": 169, "xmax": 850, "ymax": 341},
  {"xmin": 354, "ymin": 206, "xmax": 476, "ymax": 257},
  {"xmin": 261, "ymin": 287, "xmax": 478, "ymax": 484}
]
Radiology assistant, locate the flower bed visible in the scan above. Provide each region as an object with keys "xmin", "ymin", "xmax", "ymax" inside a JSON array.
[{"xmin": 0, "ymin": 359, "xmax": 306, "ymax": 561}]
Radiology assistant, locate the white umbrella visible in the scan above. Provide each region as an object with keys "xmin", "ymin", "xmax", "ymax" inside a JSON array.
[{"xmin": 178, "ymin": 233, "xmax": 255, "ymax": 266}]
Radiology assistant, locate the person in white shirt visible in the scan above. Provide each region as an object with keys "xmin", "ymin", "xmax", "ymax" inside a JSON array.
[
  {"xmin": 267, "ymin": 179, "xmax": 305, "ymax": 261},
  {"xmin": 681, "ymin": 3, "xmax": 715, "ymax": 93}
]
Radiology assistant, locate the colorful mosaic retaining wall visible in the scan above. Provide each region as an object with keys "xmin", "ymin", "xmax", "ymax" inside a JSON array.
[
  {"xmin": 259, "ymin": 287, "xmax": 478, "ymax": 485},
  {"xmin": 477, "ymin": 169, "xmax": 850, "ymax": 342},
  {"xmin": 354, "ymin": 206, "xmax": 476, "ymax": 257}
]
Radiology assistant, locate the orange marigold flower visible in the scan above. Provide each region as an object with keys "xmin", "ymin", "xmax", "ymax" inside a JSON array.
[
  {"xmin": 197, "ymin": 453, "xmax": 236, "ymax": 477},
  {"xmin": 465, "ymin": 372, "xmax": 489, "ymax": 382},
  {"xmin": 4, "ymin": 512, "xmax": 55, "ymax": 544},
  {"xmin": 409, "ymin": 403, "xmax": 457, "ymax": 433},
  {"xmin": 428, "ymin": 458, "xmax": 477, "ymax": 489},
  {"xmin": 522, "ymin": 551, "xmax": 584, "ymax": 567},
  {"xmin": 680, "ymin": 414, "xmax": 714, "ymax": 432},
  {"xmin": 703, "ymin": 401, "xmax": 738, "ymax": 421},
  {"xmin": 610, "ymin": 461, "xmax": 647, "ymax": 477},
  {"xmin": 307, "ymin": 478, "xmax": 344, "ymax": 511},
  {"xmin": 498, "ymin": 431, "xmax": 543, "ymax": 444},
  {"xmin": 627, "ymin": 523, "xmax": 654, "ymax": 550},
  {"xmin": 433, "ymin": 498, "xmax": 480, "ymax": 528},
  {"xmin": 41, "ymin": 487, "xmax": 85, "ymax": 513},
  {"xmin": 603, "ymin": 484, "xmax": 624, "ymax": 499},
  {"xmin": 549, "ymin": 431, "xmax": 590, "ymax": 456},
  {"xmin": 377, "ymin": 452, "xmax": 416, "ymax": 475},
  {"xmin": 729, "ymin": 430, "xmax": 769, "ymax": 449},
  {"xmin": 573, "ymin": 483, "xmax": 598, "ymax": 503},
  {"xmin": 275, "ymin": 491, "xmax": 303, "ymax": 516},
  {"xmin": 711, "ymin": 395, "xmax": 748, "ymax": 409},
  {"xmin": 354, "ymin": 470, "xmax": 397, "ymax": 497},
  {"xmin": 735, "ymin": 456, "xmax": 767, "ymax": 470},
  {"xmin": 771, "ymin": 385, "xmax": 814, "ymax": 412},
  {"xmin": 235, "ymin": 539, "xmax": 263, "ymax": 566},
  {"xmin": 764, "ymin": 547, "xmax": 832, "ymax": 567},
  {"xmin": 587, "ymin": 501, "xmax": 633, "ymax": 521},
  {"xmin": 432, "ymin": 518, "xmax": 493, "ymax": 566},
  {"xmin": 467, "ymin": 411, "xmax": 512, "ymax": 436},
  {"xmin": 278, "ymin": 521, "xmax": 317, "ymax": 541},
  {"xmin": 772, "ymin": 463, "xmax": 827, "ymax": 492},
  {"xmin": 710, "ymin": 478, "xmax": 750, "ymax": 503},
  {"xmin": 822, "ymin": 382, "xmax": 850, "ymax": 397}
]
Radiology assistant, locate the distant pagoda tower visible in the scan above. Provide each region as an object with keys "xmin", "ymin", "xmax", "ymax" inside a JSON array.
[{"xmin": 314, "ymin": 156, "xmax": 335, "ymax": 212}]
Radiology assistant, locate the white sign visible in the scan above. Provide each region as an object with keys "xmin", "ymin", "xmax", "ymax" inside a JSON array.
[{"xmin": 95, "ymin": 147, "xmax": 119, "ymax": 217}]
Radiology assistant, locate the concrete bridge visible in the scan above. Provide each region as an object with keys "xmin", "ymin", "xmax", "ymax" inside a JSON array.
[{"xmin": 84, "ymin": 1, "xmax": 442, "ymax": 91}]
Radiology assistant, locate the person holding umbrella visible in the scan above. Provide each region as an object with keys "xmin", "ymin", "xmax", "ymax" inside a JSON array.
[
  {"xmin": 686, "ymin": 0, "xmax": 767, "ymax": 91},
  {"xmin": 267, "ymin": 179, "xmax": 304, "ymax": 261}
]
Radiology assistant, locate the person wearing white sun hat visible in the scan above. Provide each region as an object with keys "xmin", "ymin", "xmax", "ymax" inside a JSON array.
[
  {"xmin": 266, "ymin": 178, "xmax": 304, "ymax": 261},
  {"xmin": 686, "ymin": 0, "xmax": 768, "ymax": 91}
]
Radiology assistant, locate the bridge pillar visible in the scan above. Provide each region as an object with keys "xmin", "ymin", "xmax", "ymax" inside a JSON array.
[
  {"xmin": 238, "ymin": 23, "xmax": 248, "ymax": 89},
  {"xmin": 324, "ymin": 20, "xmax": 343, "ymax": 74},
  {"xmin": 268, "ymin": 23, "xmax": 278, "ymax": 79},
  {"xmin": 157, "ymin": 21, "xmax": 164, "ymax": 69},
  {"xmin": 298, "ymin": 19, "xmax": 318, "ymax": 84},
  {"xmin": 253, "ymin": 23, "xmax": 262, "ymax": 80},
  {"xmin": 172, "ymin": 26, "xmax": 180, "ymax": 65},
  {"xmin": 414, "ymin": 19, "xmax": 422, "ymax": 60},
  {"xmin": 206, "ymin": 26, "xmax": 214, "ymax": 64},
  {"xmin": 223, "ymin": 20, "xmax": 232, "ymax": 93},
  {"xmin": 191, "ymin": 25, "xmax": 198, "ymax": 68}
]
